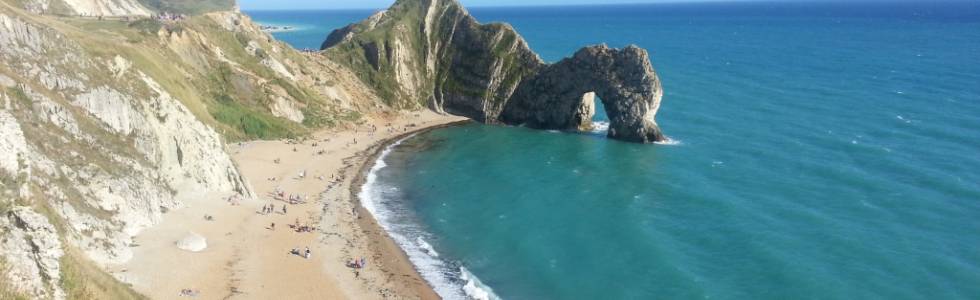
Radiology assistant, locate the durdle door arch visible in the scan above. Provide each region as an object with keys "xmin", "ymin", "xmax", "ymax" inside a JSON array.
[{"xmin": 502, "ymin": 45, "xmax": 666, "ymax": 143}]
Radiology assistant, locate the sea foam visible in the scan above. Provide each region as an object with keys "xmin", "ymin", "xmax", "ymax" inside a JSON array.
[
  {"xmin": 655, "ymin": 136, "xmax": 681, "ymax": 146},
  {"xmin": 461, "ymin": 267, "xmax": 501, "ymax": 300},
  {"xmin": 417, "ymin": 237, "xmax": 440, "ymax": 257},
  {"xmin": 360, "ymin": 134, "xmax": 499, "ymax": 300},
  {"xmin": 591, "ymin": 121, "xmax": 610, "ymax": 133}
]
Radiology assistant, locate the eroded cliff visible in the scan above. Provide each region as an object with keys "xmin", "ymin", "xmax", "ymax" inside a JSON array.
[
  {"xmin": 322, "ymin": 0, "xmax": 666, "ymax": 143},
  {"xmin": 0, "ymin": 0, "xmax": 380, "ymax": 298}
]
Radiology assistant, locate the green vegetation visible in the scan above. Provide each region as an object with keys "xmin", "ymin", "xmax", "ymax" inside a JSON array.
[
  {"xmin": 209, "ymin": 93, "xmax": 298, "ymax": 140},
  {"xmin": 60, "ymin": 248, "xmax": 147, "ymax": 300},
  {"xmin": 322, "ymin": 0, "xmax": 431, "ymax": 108},
  {"xmin": 127, "ymin": 18, "xmax": 162, "ymax": 34},
  {"xmin": 322, "ymin": 0, "xmax": 537, "ymax": 112},
  {"xmin": 137, "ymin": 0, "xmax": 235, "ymax": 15},
  {"xmin": 0, "ymin": 260, "xmax": 30, "ymax": 300},
  {"xmin": 202, "ymin": 62, "xmax": 303, "ymax": 141},
  {"xmin": 6, "ymin": 86, "xmax": 31, "ymax": 106}
]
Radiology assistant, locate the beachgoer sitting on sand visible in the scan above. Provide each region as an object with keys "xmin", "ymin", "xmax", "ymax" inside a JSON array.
[
  {"xmin": 282, "ymin": 205, "xmax": 287, "ymax": 214},
  {"xmin": 305, "ymin": 247, "xmax": 311, "ymax": 259},
  {"xmin": 270, "ymin": 222, "xmax": 275, "ymax": 230}
]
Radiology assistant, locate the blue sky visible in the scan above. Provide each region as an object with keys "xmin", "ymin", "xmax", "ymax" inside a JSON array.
[
  {"xmin": 239, "ymin": 0, "xmax": 726, "ymax": 10},
  {"xmin": 238, "ymin": 0, "xmax": 962, "ymax": 10}
]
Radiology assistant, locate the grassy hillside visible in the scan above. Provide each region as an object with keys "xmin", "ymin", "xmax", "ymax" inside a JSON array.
[{"xmin": 138, "ymin": 0, "xmax": 235, "ymax": 15}]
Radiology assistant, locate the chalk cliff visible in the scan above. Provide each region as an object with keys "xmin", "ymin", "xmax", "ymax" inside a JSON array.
[
  {"xmin": 0, "ymin": 0, "xmax": 378, "ymax": 298},
  {"xmin": 18, "ymin": 0, "xmax": 236, "ymax": 16},
  {"xmin": 322, "ymin": 0, "xmax": 666, "ymax": 143}
]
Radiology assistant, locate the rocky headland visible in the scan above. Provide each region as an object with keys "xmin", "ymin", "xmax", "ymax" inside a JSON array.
[{"xmin": 322, "ymin": 0, "xmax": 666, "ymax": 143}]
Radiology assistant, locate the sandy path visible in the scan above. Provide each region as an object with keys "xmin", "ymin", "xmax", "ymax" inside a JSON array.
[{"xmin": 111, "ymin": 110, "xmax": 466, "ymax": 299}]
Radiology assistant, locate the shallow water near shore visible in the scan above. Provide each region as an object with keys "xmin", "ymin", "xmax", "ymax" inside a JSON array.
[{"xmin": 252, "ymin": 2, "xmax": 980, "ymax": 299}]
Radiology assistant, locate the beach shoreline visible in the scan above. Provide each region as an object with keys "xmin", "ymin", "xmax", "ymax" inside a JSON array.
[
  {"xmin": 348, "ymin": 120, "xmax": 472, "ymax": 299},
  {"xmin": 110, "ymin": 110, "xmax": 467, "ymax": 299}
]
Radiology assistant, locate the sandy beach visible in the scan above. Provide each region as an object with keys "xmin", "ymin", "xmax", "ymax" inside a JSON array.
[{"xmin": 111, "ymin": 110, "xmax": 466, "ymax": 299}]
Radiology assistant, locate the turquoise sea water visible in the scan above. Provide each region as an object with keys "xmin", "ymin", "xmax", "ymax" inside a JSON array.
[{"xmin": 249, "ymin": 2, "xmax": 980, "ymax": 299}]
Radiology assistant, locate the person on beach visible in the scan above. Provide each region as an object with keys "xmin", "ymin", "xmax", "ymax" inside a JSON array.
[
  {"xmin": 282, "ymin": 205, "xmax": 287, "ymax": 214},
  {"xmin": 271, "ymin": 222, "xmax": 275, "ymax": 230},
  {"xmin": 305, "ymin": 247, "xmax": 311, "ymax": 259}
]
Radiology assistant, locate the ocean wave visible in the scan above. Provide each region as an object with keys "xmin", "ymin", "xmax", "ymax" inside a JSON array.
[
  {"xmin": 591, "ymin": 121, "xmax": 610, "ymax": 133},
  {"xmin": 591, "ymin": 122, "xmax": 680, "ymax": 146},
  {"xmin": 417, "ymin": 236, "xmax": 440, "ymax": 258},
  {"xmin": 461, "ymin": 267, "xmax": 501, "ymax": 300},
  {"xmin": 359, "ymin": 135, "xmax": 499, "ymax": 300},
  {"xmin": 655, "ymin": 136, "xmax": 681, "ymax": 146}
]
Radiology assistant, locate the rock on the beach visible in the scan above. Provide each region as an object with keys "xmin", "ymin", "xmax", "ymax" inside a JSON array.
[{"xmin": 176, "ymin": 232, "xmax": 208, "ymax": 252}]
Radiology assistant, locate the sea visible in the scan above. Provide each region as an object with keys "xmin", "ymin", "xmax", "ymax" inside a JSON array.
[{"xmin": 247, "ymin": 2, "xmax": 980, "ymax": 299}]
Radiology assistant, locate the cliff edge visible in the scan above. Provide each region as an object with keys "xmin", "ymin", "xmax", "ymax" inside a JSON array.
[
  {"xmin": 322, "ymin": 0, "xmax": 666, "ymax": 143},
  {"xmin": 0, "ymin": 0, "xmax": 379, "ymax": 297}
]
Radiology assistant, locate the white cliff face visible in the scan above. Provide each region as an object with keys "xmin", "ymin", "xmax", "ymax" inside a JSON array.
[
  {"xmin": 270, "ymin": 95, "xmax": 306, "ymax": 123},
  {"xmin": 20, "ymin": 0, "xmax": 152, "ymax": 16},
  {"xmin": 73, "ymin": 86, "xmax": 142, "ymax": 135},
  {"xmin": 0, "ymin": 110, "xmax": 28, "ymax": 177},
  {"xmin": 1, "ymin": 4, "xmax": 381, "ymax": 295},
  {"xmin": 392, "ymin": 33, "xmax": 422, "ymax": 101},
  {"xmin": 0, "ymin": 208, "xmax": 66, "ymax": 300},
  {"xmin": 0, "ymin": 10, "xmax": 253, "ymax": 296},
  {"xmin": 135, "ymin": 72, "xmax": 254, "ymax": 201},
  {"xmin": 0, "ymin": 14, "xmax": 46, "ymax": 55}
]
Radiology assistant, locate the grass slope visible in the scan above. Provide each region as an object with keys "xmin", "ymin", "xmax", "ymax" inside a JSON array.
[{"xmin": 137, "ymin": 0, "xmax": 235, "ymax": 15}]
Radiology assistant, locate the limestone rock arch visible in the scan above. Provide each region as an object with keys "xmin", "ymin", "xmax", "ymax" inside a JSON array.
[{"xmin": 501, "ymin": 45, "xmax": 666, "ymax": 143}]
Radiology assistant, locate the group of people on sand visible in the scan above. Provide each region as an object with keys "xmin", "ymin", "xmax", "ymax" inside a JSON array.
[
  {"xmin": 287, "ymin": 194, "xmax": 304, "ymax": 205},
  {"xmin": 290, "ymin": 247, "xmax": 312, "ymax": 259},
  {"xmin": 273, "ymin": 188, "xmax": 306, "ymax": 205},
  {"xmin": 347, "ymin": 257, "xmax": 368, "ymax": 269},
  {"xmin": 155, "ymin": 11, "xmax": 186, "ymax": 22},
  {"xmin": 178, "ymin": 288, "xmax": 199, "ymax": 297},
  {"xmin": 291, "ymin": 218, "xmax": 317, "ymax": 233},
  {"xmin": 262, "ymin": 204, "xmax": 286, "ymax": 215}
]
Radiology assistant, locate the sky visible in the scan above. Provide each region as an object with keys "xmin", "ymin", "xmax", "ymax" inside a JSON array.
[
  {"xmin": 238, "ymin": 0, "xmax": 965, "ymax": 11},
  {"xmin": 239, "ymin": 0, "xmax": 729, "ymax": 10}
]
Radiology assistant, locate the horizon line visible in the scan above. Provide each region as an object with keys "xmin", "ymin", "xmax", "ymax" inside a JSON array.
[{"xmin": 240, "ymin": 0, "xmax": 975, "ymax": 12}]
